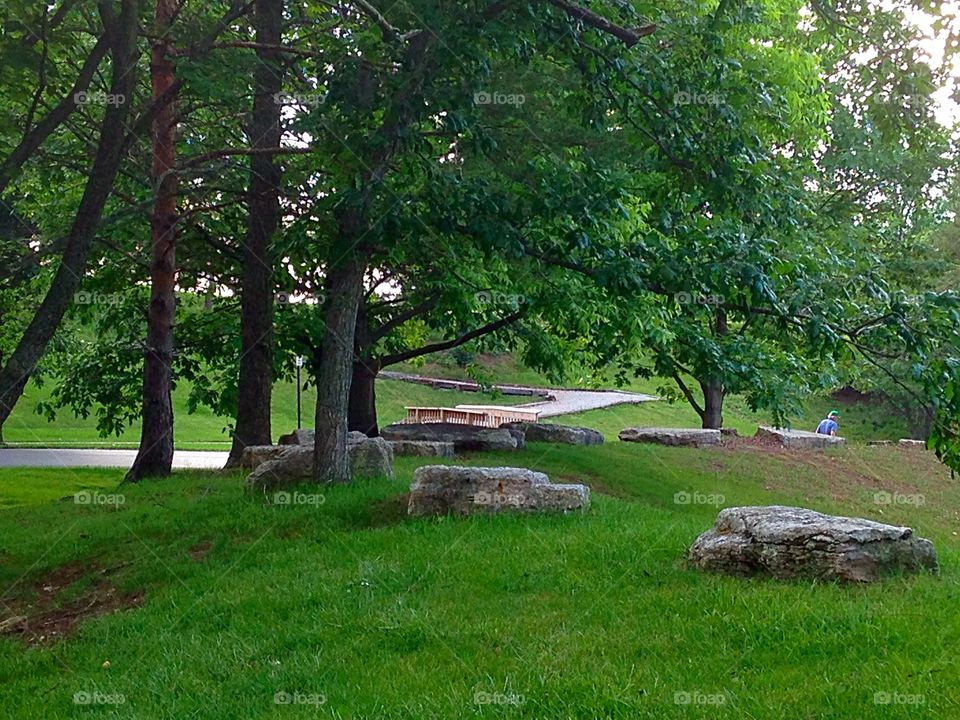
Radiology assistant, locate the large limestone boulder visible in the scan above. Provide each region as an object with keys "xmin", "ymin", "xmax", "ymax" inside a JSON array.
[
  {"xmin": 618, "ymin": 427, "xmax": 721, "ymax": 447},
  {"xmin": 240, "ymin": 445, "xmax": 287, "ymax": 469},
  {"xmin": 755, "ymin": 425, "xmax": 846, "ymax": 449},
  {"xmin": 501, "ymin": 422, "xmax": 604, "ymax": 446},
  {"xmin": 381, "ymin": 423, "xmax": 523, "ymax": 452},
  {"xmin": 246, "ymin": 435, "xmax": 394, "ymax": 492},
  {"xmin": 389, "ymin": 440, "xmax": 455, "ymax": 458},
  {"xmin": 689, "ymin": 505, "xmax": 937, "ymax": 583},
  {"xmin": 408, "ymin": 465, "xmax": 589, "ymax": 517}
]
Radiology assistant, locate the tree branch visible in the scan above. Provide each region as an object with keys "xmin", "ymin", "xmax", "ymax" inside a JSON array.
[{"xmin": 377, "ymin": 310, "xmax": 524, "ymax": 367}]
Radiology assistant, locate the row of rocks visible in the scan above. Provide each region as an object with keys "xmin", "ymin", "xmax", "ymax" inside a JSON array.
[
  {"xmin": 617, "ymin": 425, "xmax": 849, "ymax": 449},
  {"xmin": 405, "ymin": 466, "xmax": 935, "ymax": 583}
]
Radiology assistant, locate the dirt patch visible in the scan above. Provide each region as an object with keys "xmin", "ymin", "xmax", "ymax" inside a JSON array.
[
  {"xmin": 187, "ymin": 540, "xmax": 213, "ymax": 562},
  {"xmin": 0, "ymin": 562, "xmax": 143, "ymax": 646}
]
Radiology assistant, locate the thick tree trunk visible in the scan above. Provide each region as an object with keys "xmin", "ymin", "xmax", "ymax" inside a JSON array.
[
  {"xmin": 0, "ymin": 1, "xmax": 141, "ymax": 442},
  {"xmin": 225, "ymin": 0, "xmax": 284, "ymax": 468},
  {"xmin": 700, "ymin": 379, "xmax": 724, "ymax": 429},
  {"xmin": 127, "ymin": 0, "xmax": 179, "ymax": 482},
  {"xmin": 313, "ymin": 235, "xmax": 368, "ymax": 484},
  {"xmin": 348, "ymin": 360, "xmax": 380, "ymax": 437}
]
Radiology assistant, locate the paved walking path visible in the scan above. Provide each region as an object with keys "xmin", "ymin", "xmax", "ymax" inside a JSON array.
[
  {"xmin": 379, "ymin": 370, "xmax": 657, "ymax": 417},
  {"xmin": 0, "ymin": 448, "xmax": 227, "ymax": 470}
]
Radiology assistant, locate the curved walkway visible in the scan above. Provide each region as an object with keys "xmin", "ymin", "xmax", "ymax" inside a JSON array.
[{"xmin": 379, "ymin": 370, "xmax": 657, "ymax": 417}]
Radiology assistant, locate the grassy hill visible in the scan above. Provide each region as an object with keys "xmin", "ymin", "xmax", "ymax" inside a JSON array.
[{"xmin": 0, "ymin": 438, "xmax": 956, "ymax": 718}]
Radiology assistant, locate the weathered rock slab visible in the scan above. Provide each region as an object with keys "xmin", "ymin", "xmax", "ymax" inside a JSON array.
[
  {"xmin": 618, "ymin": 427, "xmax": 721, "ymax": 447},
  {"xmin": 899, "ymin": 439, "xmax": 926, "ymax": 448},
  {"xmin": 689, "ymin": 505, "xmax": 937, "ymax": 583},
  {"xmin": 381, "ymin": 423, "xmax": 523, "ymax": 452},
  {"xmin": 501, "ymin": 422, "xmax": 604, "ymax": 446},
  {"xmin": 388, "ymin": 440, "xmax": 455, "ymax": 457},
  {"xmin": 246, "ymin": 435, "xmax": 394, "ymax": 492},
  {"xmin": 407, "ymin": 465, "xmax": 589, "ymax": 517},
  {"xmin": 755, "ymin": 425, "xmax": 846, "ymax": 448}
]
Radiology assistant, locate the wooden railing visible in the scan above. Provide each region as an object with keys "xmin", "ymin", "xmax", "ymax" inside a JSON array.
[{"xmin": 403, "ymin": 405, "xmax": 540, "ymax": 428}]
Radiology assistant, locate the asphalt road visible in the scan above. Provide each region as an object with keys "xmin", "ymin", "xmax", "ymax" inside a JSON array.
[{"xmin": 0, "ymin": 448, "xmax": 228, "ymax": 469}]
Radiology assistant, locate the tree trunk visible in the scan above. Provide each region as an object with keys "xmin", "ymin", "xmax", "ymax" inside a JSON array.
[
  {"xmin": 348, "ymin": 360, "xmax": 380, "ymax": 437},
  {"xmin": 700, "ymin": 379, "xmax": 724, "ymax": 429},
  {"xmin": 699, "ymin": 306, "xmax": 728, "ymax": 430},
  {"xmin": 313, "ymin": 234, "xmax": 368, "ymax": 484},
  {"xmin": 225, "ymin": 0, "xmax": 284, "ymax": 468},
  {"xmin": 126, "ymin": 0, "xmax": 179, "ymax": 482},
  {"xmin": 0, "ymin": 0, "xmax": 141, "ymax": 442}
]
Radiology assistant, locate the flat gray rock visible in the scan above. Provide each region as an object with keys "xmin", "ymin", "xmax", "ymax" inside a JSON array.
[
  {"xmin": 501, "ymin": 422, "xmax": 604, "ymax": 445},
  {"xmin": 689, "ymin": 505, "xmax": 937, "ymax": 583},
  {"xmin": 388, "ymin": 440, "xmax": 455, "ymax": 457},
  {"xmin": 245, "ymin": 435, "xmax": 394, "ymax": 492},
  {"xmin": 618, "ymin": 427, "xmax": 721, "ymax": 447},
  {"xmin": 381, "ymin": 423, "xmax": 522, "ymax": 452},
  {"xmin": 899, "ymin": 439, "xmax": 926, "ymax": 447},
  {"xmin": 755, "ymin": 425, "xmax": 846, "ymax": 448},
  {"xmin": 408, "ymin": 465, "xmax": 589, "ymax": 517}
]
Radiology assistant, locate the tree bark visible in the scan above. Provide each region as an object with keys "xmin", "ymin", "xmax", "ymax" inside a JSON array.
[
  {"xmin": 700, "ymin": 379, "xmax": 724, "ymax": 429},
  {"xmin": 0, "ymin": 0, "xmax": 141, "ymax": 443},
  {"xmin": 225, "ymin": 0, "xmax": 284, "ymax": 468},
  {"xmin": 126, "ymin": 0, "xmax": 179, "ymax": 482},
  {"xmin": 312, "ymin": 235, "xmax": 369, "ymax": 483},
  {"xmin": 699, "ymin": 307, "xmax": 728, "ymax": 430},
  {"xmin": 347, "ymin": 303, "xmax": 380, "ymax": 436}
]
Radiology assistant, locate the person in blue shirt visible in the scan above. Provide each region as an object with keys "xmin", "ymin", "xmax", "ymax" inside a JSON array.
[{"xmin": 815, "ymin": 410, "xmax": 840, "ymax": 436}]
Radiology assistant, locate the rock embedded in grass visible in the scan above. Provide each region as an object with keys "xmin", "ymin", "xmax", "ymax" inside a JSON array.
[
  {"xmin": 501, "ymin": 422, "xmax": 604, "ymax": 446},
  {"xmin": 245, "ymin": 434, "xmax": 394, "ymax": 492},
  {"xmin": 618, "ymin": 427, "xmax": 721, "ymax": 447},
  {"xmin": 388, "ymin": 440, "xmax": 455, "ymax": 457},
  {"xmin": 381, "ymin": 423, "xmax": 523, "ymax": 452},
  {"xmin": 407, "ymin": 465, "xmax": 590, "ymax": 517},
  {"xmin": 688, "ymin": 505, "xmax": 938, "ymax": 583},
  {"xmin": 754, "ymin": 426, "xmax": 847, "ymax": 449}
]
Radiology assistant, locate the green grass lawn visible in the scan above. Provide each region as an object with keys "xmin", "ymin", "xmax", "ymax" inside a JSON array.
[
  {"xmin": 0, "ymin": 440, "xmax": 956, "ymax": 718},
  {"xmin": 1, "ymin": 378, "xmax": 529, "ymax": 449}
]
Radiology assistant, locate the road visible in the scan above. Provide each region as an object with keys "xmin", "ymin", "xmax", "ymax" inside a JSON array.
[{"xmin": 0, "ymin": 448, "xmax": 228, "ymax": 470}]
